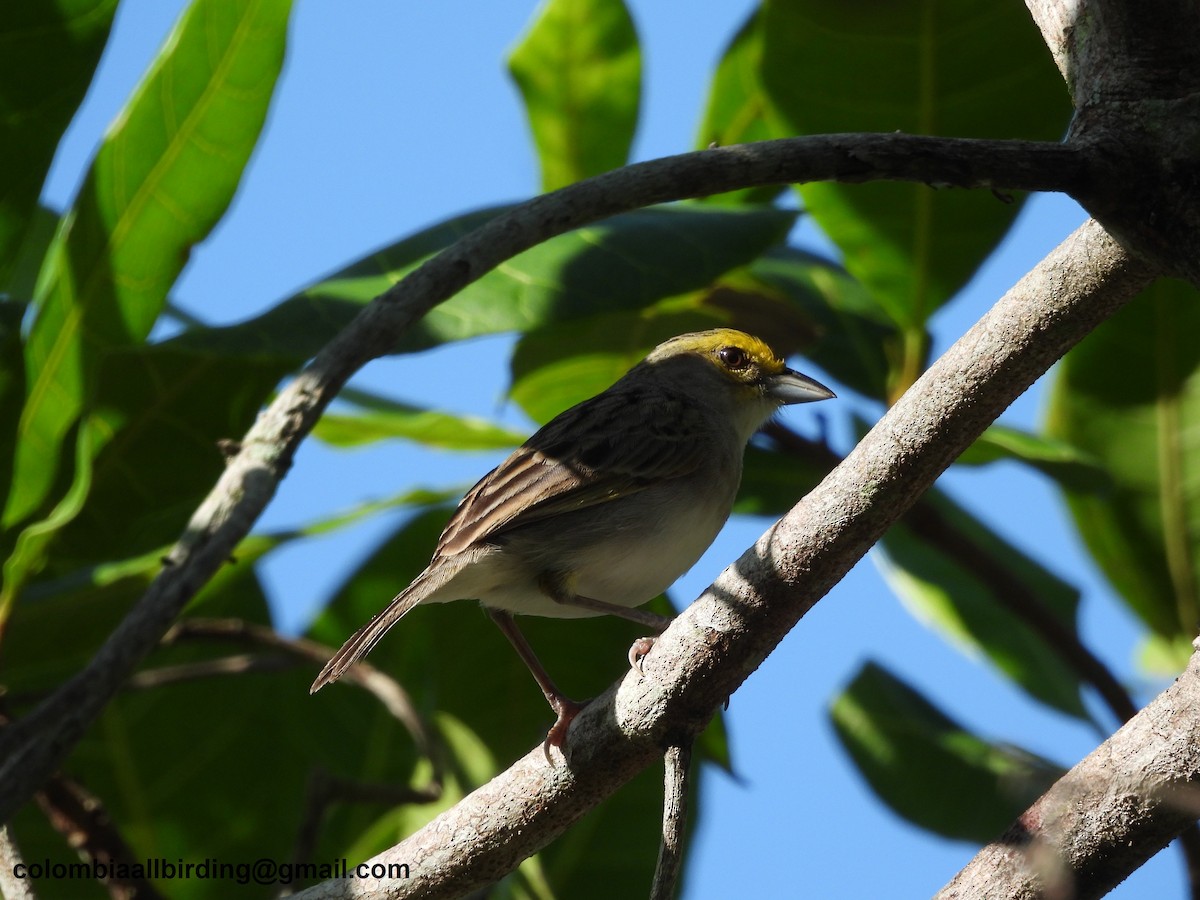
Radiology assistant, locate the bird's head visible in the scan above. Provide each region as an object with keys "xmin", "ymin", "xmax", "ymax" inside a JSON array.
[{"xmin": 643, "ymin": 328, "xmax": 835, "ymax": 438}]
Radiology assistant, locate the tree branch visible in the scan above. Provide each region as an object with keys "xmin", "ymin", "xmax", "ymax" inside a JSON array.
[
  {"xmin": 650, "ymin": 742, "xmax": 692, "ymax": 900},
  {"xmin": 1025, "ymin": 0, "xmax": 1200, "ymax": 284},
  {"xmin": 0, "ymin": 132, "xmax": 1097, "ymax": 826},
  {"xmin": 286, "ymin": 220, "xmax": 1154, "ymax": 899},
  {"xmin": 288, "ymin": 769, "xmax": 443, "ymax": 893},
  {"xmin": 0, "ymin": 825, "xmax": 35, "ymax": 900},
  {"xmin": 161, "ymin": 618, "xmax": 438, "ymax": 764},
  {"xmin": 937, "ymin": 642, "xmax": 1200, "ymax": 900},
  {"xmin": 1025, "ymin": 0, "xmax": 1200, "ymax": 108},
  {"xmin": 35, "ymin": 774, "xmax": 164, "ymax": 900}
]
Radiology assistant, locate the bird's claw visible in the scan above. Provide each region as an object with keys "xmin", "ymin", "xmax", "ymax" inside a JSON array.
[
  {"xmin": 542, "ymin": 695, "xmax": 586, "ymax": 765},
  {"xmin": 628, "ymin": 636, "xmax": 657, "ymax": 675}
]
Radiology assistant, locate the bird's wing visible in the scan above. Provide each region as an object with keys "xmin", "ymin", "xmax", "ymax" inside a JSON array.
[{"xmin": 436, "ymin": 384, "xmax": 713, "ymax": 556}]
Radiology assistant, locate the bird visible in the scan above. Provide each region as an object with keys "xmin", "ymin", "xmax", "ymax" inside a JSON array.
[{"xmin": 311, "ymin": 328, "xmax": 835, "ymax": 757}]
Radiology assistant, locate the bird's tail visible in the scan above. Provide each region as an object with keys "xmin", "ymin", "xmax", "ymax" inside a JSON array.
[{"xmin": 310, "ymin": 568, "xmax": 436, "ymax": 693}]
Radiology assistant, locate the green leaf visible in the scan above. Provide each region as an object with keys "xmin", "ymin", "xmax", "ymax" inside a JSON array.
[
  {"xmin": 735, "ymin": 445, "xmax": 829, "ymax": 517},
  {"xmin": 748, "ymin": 246, "xmax": 897, "ymax": 400},
  {"xmin": 5, "ymin": 0, "xmax": 292, "ymax": 531},
  {"xmin": 508, "ymin": 0, "xmax": 641, "ymax": 191},
  {"xmin": 831, "ymin": 661, "xmax": 1063, "ymax": 842},
  {"xmin": 0, "ymin": 416, "xmax": 112, "ymax": 624},
  {"xmin": 314, "ymin": 388, "xmax": 526, "ymax": 451},
  {"xmin": 1136, "ymin": 632, "xmax": 1194, "ymax": 678},
  {"xmin": 0, "ymin": 301, "xmax": 27, "ymax": 516},
  {"xmin": 2, "ymin": 548, "xmax": 160, "ymax": 701},
  {"xmin": 694, "ymin": 9, "xmax": 785, "ymax": 206},
  {"xmin": 1046, "ymin": 279, "xmax": 1200, "ymax": 642},
  {"xmin": 1, "ymin": 534, "xmax": 276, "ymax": 698},
  {"xmin": 507, "ymin": 308, "xmax": 713, "ymax": 424},
  {"xmin": 760, "ymin": 0, "xmax": 1071, "ymax": 328},
  {"xmin": 959, "ymin": 425, "xmax": 1112, "ymax": 493},
  {"xmin": 506, "ymin": 247, "xmax": 866, "ymax": 423},
  {"xmin": 176, "ymin": 204, "xmax": 794, "ymax": 367},
  {"xmin": 277, "ymin": 203, "xmax": 796, "ymax": 356},
  {"xmin": 878, "ymin": 487, "xmax": 1088, "ymax": 719},
  {"xmin": 42, "ymin": 341, "xmax": 289, "ymax": 572},
  {"xmin": 2, "ymin": 206, "xmax": 60, "ymax": 303},
  {"xmin": 0, "ymin": 0, "xmax": 117, "ymax": 285},
  {"xmin": 166, "ymin": 206, "xmax": 510, "ymax": 361}
]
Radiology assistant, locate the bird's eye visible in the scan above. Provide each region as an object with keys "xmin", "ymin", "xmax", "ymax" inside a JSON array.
[{"xmin": 717, "ymin": 346, "xmax": 749, "ymax": 369}]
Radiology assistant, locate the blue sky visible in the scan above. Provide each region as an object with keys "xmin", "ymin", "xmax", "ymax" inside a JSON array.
[{"xmin": 43, "ymin": 1, "xmax": 1179, "ymax": 896}]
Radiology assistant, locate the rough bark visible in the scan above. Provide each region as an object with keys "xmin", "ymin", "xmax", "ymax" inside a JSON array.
[{"xmin": 937, "ymin": 645, "xmax": 1200, "ymax": 900}]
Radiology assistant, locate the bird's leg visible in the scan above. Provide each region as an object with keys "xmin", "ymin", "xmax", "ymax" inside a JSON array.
[
  {"xmin": 537, "ymin": 572, "xmax": 675, "ymax": 630},
  {"xmin": 557, "ymin": 593, "xmax": 676, "ymax": 631},
  {"xmin": 486, "ymin": 607, "xmax": 584, "ymax": 762},
  {"xmin": 538, "ymin": 573, "xmax": 674, "ymax": 677}
]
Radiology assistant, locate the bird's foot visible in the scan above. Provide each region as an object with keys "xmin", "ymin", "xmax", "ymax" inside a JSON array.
[
  {"xmin": 628, "ymin": 636, "xmax": 657, "ymax": 675},
  {"xmin": 543, "ymin": 695, "xmax": 587, "ymax": 764}
]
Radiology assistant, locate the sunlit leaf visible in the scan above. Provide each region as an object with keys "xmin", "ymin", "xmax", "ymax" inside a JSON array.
[
  {"xmin": 362, "ymin": 205, "xmax": 793, "ymax": 353},
  {"xmin": 761, "ymin": 0, "xmax": 1071, "ymax": 328},
  {"xmin": 831, "ymin": 662, "xmax": 1063, "ymax": 842},
  {"xmin": 959, "ymin": 425, "xmax": 1112, "ymax": 493},
  {"xmin": 695, "ymin": 9, "xmax": 785, "ymax": 206},
  {"xmin": 5, "ymin": 0, "xmax": 292, "ymax": 534},
  {"xmin": 1046, "ymin": 279, "xmax": 1200, "ymax": 643},
  {"xmin": 315, "ymin": 388, "xmax": 526, "ymax": 451},
  {"xmin": 230, "ymin": 204, "xmax": 795, "ymax": 358},
  {"xmin": 509, "ymin": 0, "xmax": 641, "ymax": 191},
  {"xmin": 878, "ymin": 487, "xmax": 1087, "ymax": 719}
]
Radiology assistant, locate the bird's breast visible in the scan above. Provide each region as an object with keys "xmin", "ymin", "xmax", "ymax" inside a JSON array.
[{"xmin": 484, "ymin": 462, "xmax": 740, "ymax": 617}]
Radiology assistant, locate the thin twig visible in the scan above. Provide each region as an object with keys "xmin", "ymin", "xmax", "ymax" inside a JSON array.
[
  {"xmin": 286, "ymin": 769, "xmax": 443, "ymax": 892},
  {"xmin": 649, "ymin": 742, "xmax": 693, "ymax": 900},
  {"xmin": 127, "ymin": 652, "xmax": 296, "ymax": 687},
  {"xmin": 35, "ymin": 774, "xmax": 163, "ymax": 900},
  {"xmin": 162, "ymin": 618, "xmax": 439, "ymax": 764}
]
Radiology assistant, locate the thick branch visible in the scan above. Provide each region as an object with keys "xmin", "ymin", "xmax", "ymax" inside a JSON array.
[
  {"xmin": 288, "ymin": 220, "xmax": 1154, "ymax": 899},
  {"xmin": 1025, "ymin": 0, "xmax": 1200, "ymax": 284},
  {"xmin": 0, "ymin": 133, "xmax": 1093, "ymax": 825},
  {"xmin": 0, "ymin": 826, "xmax": 34, "ymax": 900},
  {"xmin": 1026, "ymin": 0, "xmax": 1200, "ymax": 107},
  {"xmin": 937, "ymin": 644, "xmax": 1200, "ymax": 900}
]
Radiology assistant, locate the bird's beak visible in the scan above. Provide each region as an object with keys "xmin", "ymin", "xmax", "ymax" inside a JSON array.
[{"xmin": 768, "ymin": 368, "xmax": 836, "ymax": 405}]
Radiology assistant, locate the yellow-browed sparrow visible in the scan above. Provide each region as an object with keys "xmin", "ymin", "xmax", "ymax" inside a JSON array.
[{"xmin": 311, "ymin": 329, "xmax": 834, "ymax": 755}]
